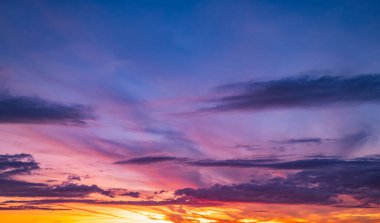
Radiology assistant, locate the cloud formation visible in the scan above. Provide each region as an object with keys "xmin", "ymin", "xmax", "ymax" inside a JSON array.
[
  {"xmin": 3, "ymin": 197, "xmax": 197, "ymax": 207},
  {"xmin": 0, "ymin": 91, "xmax": 94, "ymax": 125},
  {"xmin": 114, "ymin": 156, "xmax": 181, "ymax": 165},
  {"xmin": 121, "ymin": 191, "xmax": 141, "ymax": 198},
  {"xmin": 116, "ymin": 155, "xmax": 365, "ymax": 170},
  {"xmin": 0, "ymin": 154, "xmax": 39, "ymax": 177},
  {"xmin": 273, "ymin": 138, "xmax": 324, "ymax": 144},
  {"xmin": 202, "ymin": 74, "xmax": 380, "ymax": 112},
  {"xmin": 176, "ymin": 156, "xmax": 380, "ymax": 207},
  {"xmin": 0, "ymin": 153, "xmax": 111, "ymax": 198}
]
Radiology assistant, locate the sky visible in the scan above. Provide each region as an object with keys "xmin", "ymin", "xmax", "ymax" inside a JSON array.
[{"xmin": 1, "ymin": 0, "xmax": 380, "ymax": 222}]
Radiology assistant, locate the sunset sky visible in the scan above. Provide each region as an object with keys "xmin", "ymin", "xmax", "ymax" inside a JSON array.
[{"xmin": 1, "ymin": 0, "xmax": 380, "ymax": 222}]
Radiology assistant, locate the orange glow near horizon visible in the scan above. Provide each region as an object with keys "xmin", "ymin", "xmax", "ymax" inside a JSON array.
[{"xmin": 2, "ymin": 203, "xmax": 380, "ymax": 223}]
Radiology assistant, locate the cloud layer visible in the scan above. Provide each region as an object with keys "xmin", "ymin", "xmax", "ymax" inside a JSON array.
[
  {"xmin": 0, "ymin": 153, "xmax": 111, "ymax": 198},
  {"xmin": 0, "ymin": 154, "xmax": 39, "ymax": 177},
  {"xmin": 175, "ymin": 156, "xmax": 380, "ymax": 207},
  {"xmin": 202, "ymin": 74, "xmax": 380, "ymax": 112},
  {"xmin": 0, "ymin": 92, "xmax": 94, "ymax": 125}
]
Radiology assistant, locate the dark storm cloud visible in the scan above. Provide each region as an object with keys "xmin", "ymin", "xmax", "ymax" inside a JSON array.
[
  {"xmin": 202, "ymin": 74, "xmax": 380, "ymax": 112},
  {"xmin": 114, "ymin": 156, "xmax": 182, "ymax": 164},
  {"xmin": 0, "ymin": 92, "xmax": 94, "ymax": 125},
  {"xmin": 176, "ymin": 156, "xmax": 380, "ymax": 206}
]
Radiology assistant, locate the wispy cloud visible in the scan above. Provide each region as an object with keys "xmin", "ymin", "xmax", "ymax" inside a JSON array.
[
  {"xmin": 201, "ymin": 74, "xmax": 380, "ymax": 112},
  {"xmin": 121, "ymin": 191, "xmax": 141, "ymax": 198},
  {"xmin": 3, "ymin": 197, "xmax": 198, "ymax": 207},
  {"xmin": 115, "ymin": 155, "xmax": 365, "ymax": 170},
  {"xmin": 0, "ymin": 91, "xmax": 94, "ymax": 125},
  {"xmin": 273, "ymin": 138, "xmax": 325, "ymax": 144},
  {"xmin": 114, "ymin": 156, "xmax": 181, "ymax": 165}
]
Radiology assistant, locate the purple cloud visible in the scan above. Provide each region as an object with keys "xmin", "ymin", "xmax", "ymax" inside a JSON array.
[{"xmin": 202, "ymin": 74, "xmax": 380, "ymax": 112}]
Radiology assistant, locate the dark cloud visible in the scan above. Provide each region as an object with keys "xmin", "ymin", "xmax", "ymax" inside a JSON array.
[
  {"xmin": 202, "ymin": 74, "xmax": 380, "ymax": 112},
  {"xmin": 188, "ymin": 158, "xmax": 280, "ymax": 168},
  {"xmin": 154, "ymin": 190, "xmax": 167, "ymax": 194},
  {"xmin": 176, "ymin": 156, "xmax": 380, "ymax": 207},
  {"xmin": 0, "ymin": 205, "xmax": 68, "ymax": 211},
  {"xmin": 187, "ymin": 157, "xmax": 375, "ymax": 170},
  {"xmin": 0, "ymin": 92, "xmax": 94, "ymax": 125},
  {"xmin": 0, "ymin": 153, "xmax": 39, "ymax": 178},
  {"xmin": 273, "ymin": 138, "xmax": 324, "ymax": 144},
  {"xmin": 67, "ymin": 175, "xmax": 81, "ymax": 181},
  {"xmin": 3, "ymin": 197, "xmax": 198, "ymax": 207},
  {"xmin": 115, "ymin": 155, "xmax": 354, "ymax": 170},
  {"xmin": 0, "ymin": 179, "xmax": 112, "ymax": 198},
  {"xmin": 121, "ymin": 191, "xmax": 140, "ymax": 198},
  {"xmin": 0, "ymin": 153, "xmax": 111, "ymax": 198},
  {"xmin": 175, "ymin": 182, "xmax": 335, "ymax": 205},
  {"xmin": 114, "ymin": 156, "xmax": 181, "ymax": 165}
]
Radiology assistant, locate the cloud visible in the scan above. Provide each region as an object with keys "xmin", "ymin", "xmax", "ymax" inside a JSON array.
[
  {"xmin": 175, "ymin": 182, "xmax": 335, "ymax": 205},
  {"xmin": 0, "ymin": 179, "xmax": 112, "ymax": 198},
  {"xmin": 67, "ymin": 175, "xmax": 81, "ymax": 181},
  {"xmin": 0, "ymin": 205, "xmax": 68, "ymax": 211},
  {"xmin": 7, "ymin": 156, "xmax": 380, "ymax": 208},
  {"xmin": 175, "ymin": 156, "xmax": 380, "ymax": 207},
  {"xmin": 336, "ymin": 130, "xmax": 372, "ymax": 153},
  {"xmin": 114, "ymin": 156, "xmax": 182, "ymax": 164},
  {"xmin": 273, "ymin": 138, "xmax": 324, "ymax": 144},
  {"xmin": 0, "ymin": 91, "xmax": 94, "ymax": 125},
  {"xmin": 3, "ymin": 197, "xmax": 198, "ymax": 207},
  {"xmin": 0, "ymin": 153, "xmax": 111, "ymax": 198},
  {"xmin": 0, "ymin": 154, "xmax": 39, "ymax": 178},
  {"xmin": 115, "ymin": 155, "xmax": 357, "ymax": 170},
  {"xmin": 121, "ymin": 191, "xmax": 141, "ymax": 198},
  {"xmin": 201, "ymin": 74, "xmax": 380, "ymax": 112}
]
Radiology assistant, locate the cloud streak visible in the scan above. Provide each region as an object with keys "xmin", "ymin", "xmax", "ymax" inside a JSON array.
[
  {"xmin": 202, "ymin": 74, "xmax": 380, "ymax": 112},
  {"xmin": 114, "ymin": 156, "xmax": 182, "ymax": 165},
  {"xmin": 116, "ymin": 155, "xmax": 371, "ymax": 170},
  {"xmin": 0, "ymin": 91, "xmax": 94, "ymax": 125}
]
